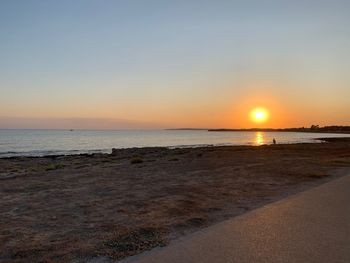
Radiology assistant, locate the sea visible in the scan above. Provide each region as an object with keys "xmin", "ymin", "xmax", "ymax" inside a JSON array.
[{"xmin": 0, "ymin": 129, "xmax": 349, "ymax": 158}]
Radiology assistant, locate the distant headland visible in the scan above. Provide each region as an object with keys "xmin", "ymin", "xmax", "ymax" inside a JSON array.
[{"xmin": 168, "ymin": 125, "xmax": 350, "ymax": 134}]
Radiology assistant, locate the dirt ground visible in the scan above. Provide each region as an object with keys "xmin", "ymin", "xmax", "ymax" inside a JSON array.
[{"xmin": 0, "ymin": 138, "xmax": 350, "ymax": 262}]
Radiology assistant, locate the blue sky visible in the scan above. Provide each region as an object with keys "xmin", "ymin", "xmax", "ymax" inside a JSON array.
[{"xmin": 1, "ymin": 0, "xmax": 349, "ymax": 128}]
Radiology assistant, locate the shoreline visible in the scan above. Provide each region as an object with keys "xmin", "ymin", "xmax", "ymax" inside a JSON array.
[
  {"xmin": 1, "ymin": 136, "xmax": 349, "ymax": 159},
  {"xmin": 208, "ymin": 129, "xmax": 350, "ymax": 133},
  {"xmin": 167, "ymin": 127, "xmax": 350, "ymax": 134},
  {"xmin": 1, "ymin": 138, "xmax": 350, "ymax": 262}
]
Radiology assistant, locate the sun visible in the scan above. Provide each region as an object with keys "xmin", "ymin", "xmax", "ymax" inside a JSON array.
[{"xmin": 250, "ymin": 107, "xmax": 269, "ymax": 124}]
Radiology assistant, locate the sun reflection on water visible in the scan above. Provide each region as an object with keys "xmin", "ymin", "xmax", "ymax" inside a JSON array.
[{"xmin": 255, "ymin": 132, "xmax": 264, "ymax": 145}]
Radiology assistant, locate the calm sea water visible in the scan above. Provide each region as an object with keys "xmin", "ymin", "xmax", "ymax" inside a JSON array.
[{"xmin": 0, "ymin": 129, "xmax": 349, "ymax": 157}]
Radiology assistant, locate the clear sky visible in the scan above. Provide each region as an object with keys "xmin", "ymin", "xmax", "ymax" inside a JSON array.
[{"xmin": 1, "ymin": 0, "xmax": 349, "ymax": 129}]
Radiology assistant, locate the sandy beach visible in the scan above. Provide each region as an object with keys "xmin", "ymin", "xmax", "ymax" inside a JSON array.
[{"xmin": 1, "ymin": 138, "xmax": 350, "ymax": 262}]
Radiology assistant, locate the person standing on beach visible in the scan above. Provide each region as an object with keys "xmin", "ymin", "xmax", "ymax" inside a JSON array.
[{"xmin": 273, "ymin": 138, "xmax": 276, "ymax": 144}]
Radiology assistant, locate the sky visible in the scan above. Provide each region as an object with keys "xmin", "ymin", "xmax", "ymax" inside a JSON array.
[{"xmin": 1, "ymin": 0, "xmax": 349, "ymax": 129}]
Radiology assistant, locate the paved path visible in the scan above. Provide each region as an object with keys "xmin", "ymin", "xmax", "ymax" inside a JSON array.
[{"xmin": 125, "ymin": 175, "xmax": 350, "ymax": 263}]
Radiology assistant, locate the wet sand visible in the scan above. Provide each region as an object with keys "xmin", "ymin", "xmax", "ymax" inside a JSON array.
[{"xmin": 1, "ymin": 138, "xmax": 350, "ymax": 262}]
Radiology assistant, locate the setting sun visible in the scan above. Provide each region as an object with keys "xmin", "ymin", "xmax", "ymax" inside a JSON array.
[{"xmin": 250, "ymin": 107, "xmax": 269, "ymax": 124}]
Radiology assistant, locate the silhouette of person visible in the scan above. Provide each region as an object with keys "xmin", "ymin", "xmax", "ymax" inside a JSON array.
[{"xmin": 273, "ymin": 138, "xmax": 276, "ymax": 145}]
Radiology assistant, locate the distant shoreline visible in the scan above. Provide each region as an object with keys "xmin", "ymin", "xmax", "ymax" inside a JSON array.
[
  {"xmin": 208, "ymin": 129, "xmax": 350, "ymax": 134},
  {"xmin": 168, "ymin": 126, "xmax": 350, "ymax": 134}
]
